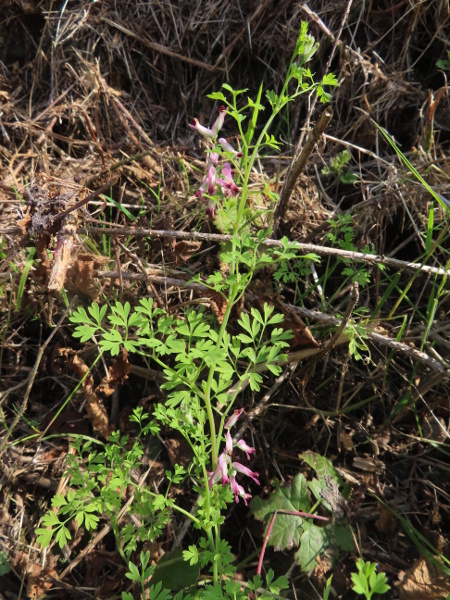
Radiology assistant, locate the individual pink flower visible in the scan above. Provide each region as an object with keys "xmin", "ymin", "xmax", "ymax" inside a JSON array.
[
  {"xmin": 205, "ymin": 201, "xmax": 217, "ymax": 219},
  {"xmin": 211, "ymin": 106, "xmax": 227, "ymax": 137},
  {"xmin": 209, "ymin": 452, "xmax": 230, "ymax": 487},
  {"xmin": 189, "ymin": 106, "xmax": 226, "ymax": 140},
  {"xmin": 209, "ymin": 152, "xmax": 220, "ymax": 167},
  {"xmin": 189, "ymin": 119, "xmax": 214, "ymax": 139},
  {"xmin": 216, "ymin": 162, "xmax": 240, "ymax": 197},
  {"xmin": 236, "ymin": 439, "xmax": 256, "ymax": 460},
  {"xmin": 196, "ymin": 165, "xmax": 216, "ymax": 199},
  {"xmin": 195, "ymin": 164, "xmax": 218, "ymax": 217},
  {"xmin": 225, "ymin": 409, "xmax": 244, "ymax": 430},
  {"xmin": 230, "ymin": 476, "xmax": 252, "ymax": 505},
  {"xmin": 232, "ymin": 462, "xmax": 260, "ymax": 486},
  {"xmin": 219, "ymin": 137, "xmax": 242, "ymax": 157},
  {"xmin": 226, "ymin": 431, "xmax": 233, "ymax": 455}
]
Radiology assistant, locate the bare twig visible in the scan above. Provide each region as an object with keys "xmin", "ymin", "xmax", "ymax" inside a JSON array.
[
  {"xmin": 313, "ymin": 281, "xmax": 359, "ymax": 361},
  {"xmin": 273, "ymin": 106, "xmax": 333, "ymax": 234},
  {"xmin": 101, "ymin": 16, "xmax": 221, "ymax": 72},
  {"xmin": 52, "ymin": 179, "xmax": 117, "ymax": 224},
  {"xmin": 286, "ymin": 305, "xmax": 450, "ymax": 374},
  {"xmin": 81, "ymin": 226, "xmax": 450, "ymax": 278}
]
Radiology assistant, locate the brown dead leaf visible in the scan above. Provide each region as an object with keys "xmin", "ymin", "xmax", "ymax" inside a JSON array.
[
  {"xmin": 353, "ymin": 455, "xmax": 384, "ymax": 473},
  {"xmin": 174, "ymin": 240, "xmax": 202, "ymax": 265},
  {"xmin": 97, "ymin": 349, "xmax": 130, "ymax": 397},
  {"xmin": 26, "ymin": 562, "xmax": 58, "ymax": 599},
  {"xmin": 375, "ymin": 504, "xmax": 397, "ymax": 536},
  {"xmin": 208, "ymin": 290, "xmax": 228, "ymax": 324},
  {"xmin": 313, "ymin": 552, "xmax": 334, "ymax": 578},
  {"xmin": 83, "ymin": 550, "xmax": 111, "ymax": 587},
  {"xmin": 71, "ymin": 354, "xmax": 111, "ymax": 438},
  {"xmin": 17, "ymin": 211, "xmax": 32, "ymax": 235},
  {"xmin": 339, "ymin": 429, "xmax": 355, "ymax": 452},
  {"xmin": 397, "ymin": 558, "xmax": 450, "ymax": 600},
  {"xmin": 165, "ymin": 433, "xmax": 194, "ymax": 469},
  {"xmin": 66, "ymin": 252, "xmax": 109, "ymax": 299},
  {"xmin": 279, "ymin": 306, "xmax": 319, "ymax": 349}
]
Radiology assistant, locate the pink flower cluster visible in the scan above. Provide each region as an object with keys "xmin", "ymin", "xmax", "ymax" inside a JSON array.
[
  {"xmin": 209, "ymin": 409, "xmax": 260, "ymax": 505},
  {"xmin": 189, "ymin": 107, "xmax": 242, "ymax": 219}
]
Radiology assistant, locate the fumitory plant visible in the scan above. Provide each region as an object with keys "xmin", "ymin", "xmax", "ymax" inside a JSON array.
[{"xmin": 36, "ymin": 22, "xmax": 341, "ymax": 599}]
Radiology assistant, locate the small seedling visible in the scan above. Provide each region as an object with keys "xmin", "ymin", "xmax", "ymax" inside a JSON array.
[
  {"xmin": 322, "ymin": 150, "xmax": 359, "ymax": 184},
  {"xmin": 351, "ymin": 558, "xmax": 390, "ymax": 600}
]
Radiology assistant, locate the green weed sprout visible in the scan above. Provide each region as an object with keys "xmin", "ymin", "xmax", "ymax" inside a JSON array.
[
  {"xmin": 351, "ymin": 558, "xmax": 390, "ymax": 600},
  {"xmin": 322, "ymin": 150, "xmax": 359, "ymax": 184}
]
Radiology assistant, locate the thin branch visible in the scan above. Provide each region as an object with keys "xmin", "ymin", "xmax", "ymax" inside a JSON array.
[
  {"xmin": 52, "ymin": 179, "xmax": 117, "ymax": 224},
  {"xmin": 272, "ymin": 0, "xmax": 354, "ymax": 235},
  {"xmin": 81, "ymin": 226, "xmax": 450, "ymax": 277},
  {"xmin": 273, "ymin": 106, "xmax": 333, "ymax": 233},
  {"xmin": 313, "ymin": 281, "xmax": 359, "ymax": 361}
]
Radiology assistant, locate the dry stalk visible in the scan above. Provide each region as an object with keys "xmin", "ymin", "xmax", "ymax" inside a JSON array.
[
  {"xmin": 273, "ymin": 106, "xmax": 333, "ymax": 234},
  {"xmin": 84, "ymin": 226, "xmax": 450, "ymax": 278}
]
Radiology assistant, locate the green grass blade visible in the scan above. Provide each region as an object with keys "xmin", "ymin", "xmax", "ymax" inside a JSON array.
[
  {"xmin": 16, "ymin": 247, "xmax": 35, "ymax": 312},
  {"xmin": 373, "ymin": 120, "xmax": 450, "ymax": 213}
]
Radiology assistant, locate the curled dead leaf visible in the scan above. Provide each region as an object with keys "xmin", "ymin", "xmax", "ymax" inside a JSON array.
[
  {"xmin": 174, "ymin": 240, "xmax": 202, "ymax": 265},
  {"xmin": 97, "ymin": 349, "xmax": 130, "ymax": 397},
  {"xmin": 71, "ymin": 354, "xmax": 111, "ymax": 438},
  {"xmin": 397, "ymin": 558, "xmax": 450, "ymax": 600},
  {"xmin": 66, "ymin": 252, "xmax": 110, "ymax": 299},
  {"xmin": 208, "ymin": 290, "xmax": 227, "ymax": 324},
  {"xmin": 257, "ymin": 294, "xmax": 319, "ymax": 349},
  {"xmin": 26, "ymin": 562, "xmax": 58, "ymax": 599}
]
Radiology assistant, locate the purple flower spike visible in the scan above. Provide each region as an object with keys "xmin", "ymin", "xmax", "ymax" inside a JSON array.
[
  {"xmin": 209, "ymin": 408, "xmax": 260, "ymax": 504},
  {"xmin": 219, "ymin": 137, "xmax": 243, "ymax": 157},
  {"xmin": 236, "ymin": 439, "xmax": 256, "ymax": 460},
  {"xmin": 189, "ymin": 118, "xmax": 214, "ymax": 140},
  {"xmin": 232, "ymin": 462, "xmax": 260, "ymax": 486},
  {"xmin": 225, "ymin": 408, "xmax": 244, "ymax": 430}
]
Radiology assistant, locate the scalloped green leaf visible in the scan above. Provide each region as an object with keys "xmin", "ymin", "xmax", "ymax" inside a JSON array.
[{"xmin": 250, "ymin": 473, "xmax": 311, "ymax": 550}]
